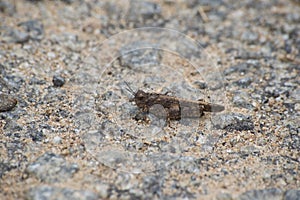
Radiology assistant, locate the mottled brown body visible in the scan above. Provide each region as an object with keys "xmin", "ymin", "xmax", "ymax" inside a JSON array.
[{"xmin": 130, "ymin": 90, "xmax": 225, "ymax": 120}]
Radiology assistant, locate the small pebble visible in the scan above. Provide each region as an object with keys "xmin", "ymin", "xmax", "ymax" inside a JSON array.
[
  {"xmin": 193, "ymin": 81, "xmax": 207, "ymax": 89},
  {"xmin": 235, "ymin": 77, "xmax": 253, "ymax": 87},
  {"xmin": 240, "ymin": 145, "xmax": 260, "ymax": 157},
  {"xmin": 18, "ymin": 20, "xmax": 44, "ymax": 41},
  {"xmin": 47, "ymin": 52, "xmax": 56, "ymax": 59},
  {"xmin": 12, "ymin": 30, "xmax": 30, "ymax": 43},
  {"xmin": 52, "ymin": 75, "xmax": 65, "ymax": 87},
  {"xmin": 52, "ymin": 136, "xmax": 62, "ymax": 144},
  {"xmin": 0, "ymin": 93, "xmax": 17, "ymax": 112}
]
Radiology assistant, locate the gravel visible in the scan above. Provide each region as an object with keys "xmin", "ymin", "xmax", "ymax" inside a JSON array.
[
  {"xmin": 119, "ymin": 41, "xmax": 162, "ymax": 70},
  {"xmin": 232, "ymin": 91, "xmax": 254, "ymax": 110},
  {"xmin": 1, "ymin": 27, "xmax": 30, "ymax": 43},
  {"xmin": 285, "ymin": 190, "xmax": 300, "ymax": 200},
  {"xmin": 26, "ymin": 152, "xmax": 79, "ymax": 183},
  {"xmin": 212, "ymin": 113, "xmax": 254, "ymax": 131},
  {"xmin": 27, "ymin": 185, "xmax": 98, "ymax": 200},
  {"xmin": 127, "ymin": 0, "xmax": 162, "ymax": 26},
  {"xmin": 0, "ymin": 1, "xmax": 15, "ymax": 15},
  {"xmin": 0, "ymin": 0, "xmax": 299, "ymax": 199},
  {"xmin": 238, "ymin": 188, "xmax": 283, "ymax": 200},
  {"xmin": 0, "ymin": 162, "xmax": 13, "ymax": 179}
]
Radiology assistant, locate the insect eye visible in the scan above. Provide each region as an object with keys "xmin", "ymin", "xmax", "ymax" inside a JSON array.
[
  {"xmin": 137, "ymin": 94, "xmax": 144, "ymax": 99},
  {"xmin": 136, "ymin": 91, "xmax": 145, "ymax": 98}
]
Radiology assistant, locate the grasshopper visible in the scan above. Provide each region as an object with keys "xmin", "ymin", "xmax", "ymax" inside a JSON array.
[{"xmin": 125, "ymin": 82, "xmax": 224, "ymax": 121}]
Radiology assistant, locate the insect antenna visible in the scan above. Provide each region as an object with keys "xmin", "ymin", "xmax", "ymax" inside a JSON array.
[{"xmin": 124, "ymin": 81, "xmax": 136, "ymax": 96}]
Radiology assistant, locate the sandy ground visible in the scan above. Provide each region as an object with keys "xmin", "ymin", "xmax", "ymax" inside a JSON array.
[{"xmin": 0, "ymin": 0, "xmax": 299, "ymax": 199}]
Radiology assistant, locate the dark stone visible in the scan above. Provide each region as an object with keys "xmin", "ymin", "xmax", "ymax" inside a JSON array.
[
  {"xmin": 0, "ymin": 93, "xmax": 17, "ymax": 112},
  {"xmin": 52, "ymin": 75, "xmax": 66, "ymax": 87},
  {"xmin": 235, "ymin": 77, "xmax": 253, "ymax": 87},
  {"xmin": 18, "ymin": 20, "xmax": 44, "ymax": 40},
  {"xmin": 29, "ymin": 130, "xmax": 44, "ymax": 142},
  {"xmin": 194, "ymin": 81, "xmax": 207, "ymax": 89}
]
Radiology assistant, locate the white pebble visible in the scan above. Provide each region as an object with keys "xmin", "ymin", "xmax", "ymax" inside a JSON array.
[{"xmin": 52, "ymin": 136, "xmax": 62, "ymax": 144}]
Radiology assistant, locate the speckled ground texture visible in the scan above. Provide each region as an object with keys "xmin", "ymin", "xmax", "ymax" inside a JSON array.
[{"xmin": 0, "ymin": 0, "xmax": 300, "ymax": 199}]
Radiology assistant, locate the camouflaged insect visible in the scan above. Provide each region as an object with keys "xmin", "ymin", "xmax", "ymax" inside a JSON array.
[{"xmin": 126, "ymin": 83, "xmax": 225, "ymax": 121}]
